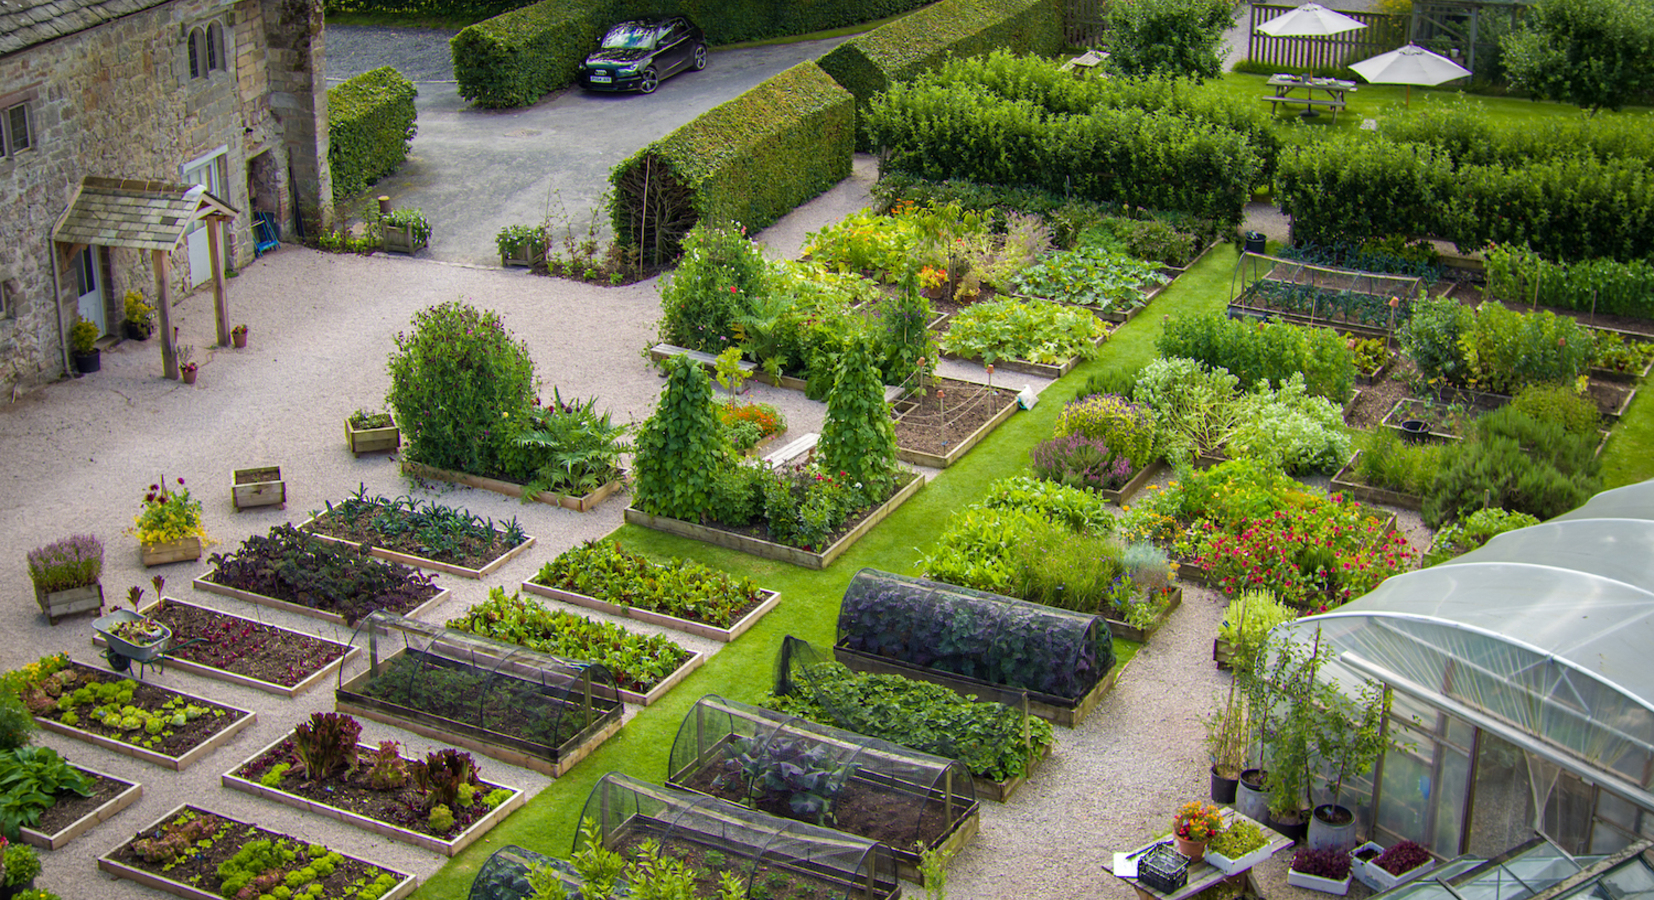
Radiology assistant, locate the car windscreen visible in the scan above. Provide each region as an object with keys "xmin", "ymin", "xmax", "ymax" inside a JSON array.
[{"xmin": 600, "ymin": 25, "xmax": 656, "ymax": 50}]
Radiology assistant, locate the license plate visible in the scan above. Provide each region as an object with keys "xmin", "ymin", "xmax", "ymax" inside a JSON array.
[{"xmin": 590, "ymin": 75, "xmax": 611, "ymax": 83}]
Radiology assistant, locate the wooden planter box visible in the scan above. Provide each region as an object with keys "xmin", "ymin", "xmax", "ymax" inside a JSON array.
[
  {"xmin": 231, "ymin": 465, "xmax": 285, "ymax": 510},
  {"xmin": 381, "ymin": 223, "xmax": 427, "ymax": 255},
  {"xmin": 1356, "ymin": 355, "xmax": 1394, "ymax": 386},
  {"xmin": 976, "ymin": 741, "xmax": 1049, "ymax": 803},
  {"xmin": 335, "ymin": 647, "xmax": 623, "ymax": 777},
  {"xmin": 37, "ymin": 677, "xmax": 256, "ymax": 772},
  {"xmin": 1097, "ymin": 459, "xmax": 1165, "ymax": 507},
  {"xmin": 345, "ymin": 415, "xmax": 401, "ymax": 457},
  {"xmin": 193, "ymin": 574, "xmax": 449, "ymax": 628},
  {"xmin": 1600, "ymin": 383, "xmax": 1638, "ymax": 422},
  {"xmin": 36, "ymin": 582, "xmax": 103, "ymax": 625},
  {"xmin": 401, "ymin": 459, "xmax": 626, "ymax": 513},
  {"xmin": 1103, "ymin": 586, "xmax": 1182, "ymax": 644},
  {"xmin": 624, "ymin": 471, "xmax": 923, "ymax": 570},
  {"xmin": 223, "ymin": 734, "xmax": 527, "ymax": 856},
  {"xmin": 833, "ymin": 643, "xmax": 1119, "ymax": 729},
  {"xmin": 1329, "ymin": 451, "xmax": 1424, "ymax": 511},
  {"xmin": 141, "ymin": 536, "xmax": 201, "ymax": 567},
  {"xmin": 94, "ymin": 596, "xmax": 360, "ymax": 697},
  {"xmin": 19, "ymin": 764, "xmax": 142, "ymax": 850},
  {"xmin": 501, "ymin": 240, "xmax": 546, "ymax": 268},
  {"xmin": 522, "ymin": 580, "xmax": 781, "ymax": 644},
  {"xmin": 99, "ymin": 804, "xmax": 416, "ymax": 900},
  {"xmin": 893, "ymin": 390, "xmax": 1019, "ymax": 468},
  {"xmin": 299, "ymin": 514, "xmax": 536, "ymax": 579},
  {"xmin": 1214, "ymin": 638, "xmax": 1235, "ymax": 670}
]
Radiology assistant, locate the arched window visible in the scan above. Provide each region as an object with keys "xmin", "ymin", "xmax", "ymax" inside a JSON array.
[
  {"xmin": 188, "ymin": 28, "xmax": 203, "ymax": 79},
  {"xmin": 207, "ymin": 21, "xmax": 223, "ymax": 71}
]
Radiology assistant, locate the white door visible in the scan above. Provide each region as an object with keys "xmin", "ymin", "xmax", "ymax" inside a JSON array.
[
  {"xmin": 74, "ymin": 245, "xmax": 105, "ymax": 334},
  {"xmin": 181, "ymin": 151, "xmax": 225, "ymax": 286}
]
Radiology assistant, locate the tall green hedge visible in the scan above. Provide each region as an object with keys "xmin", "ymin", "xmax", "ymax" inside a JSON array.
[
  {"xmin": 451, "ymin": 0, "xmax": 612, "ymax": 109},
  {"xmin": 817, "ymin": 0, "xmax": 1062, "ymax": 149},
  {"xmin": 326, "ymin": 67, "xmax": 419, "ymax": 202},
  {"xmin": 610, "ymin": 62, "xmax": 854, "ymax": 264}
]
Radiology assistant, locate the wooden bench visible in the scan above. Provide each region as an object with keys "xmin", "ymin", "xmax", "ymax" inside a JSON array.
[
  {"xmin": 763, "ymin": 433, "xmax": 818, "ymax": 467},
  {"xmin": 1261, "ymin": 96, "xmax": 1347, "ymax": 110},
  {"xmin": 649, "ymin": 343, "xmax": 756, "ymax": 375}
]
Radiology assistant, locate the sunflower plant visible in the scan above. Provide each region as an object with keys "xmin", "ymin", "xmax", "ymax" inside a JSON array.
[{"xmin": 128, "ymin": 476, "xmax": 210, "ymax": 546}]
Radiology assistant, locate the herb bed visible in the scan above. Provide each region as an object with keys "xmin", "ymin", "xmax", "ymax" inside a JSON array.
[
  {"xmin": 225, "ymin": 733, "xmax": 526, "ymax": 856},
  {"xmin": 19, "ymin": 763, "xmax": 143, "ymax": 850},
  {"xmin": 1330, "ymin": 451, "xmax": 1424, "ymax": 511},
  {"xmin": 300, "ymin": 489, "xmax": 535, "ymax": 579},
  {"xmin": 32, "ymin": 662, "xmax": 256, "ymax": 771},
  {"xmin": 91, "ymin": 597, "xmax": 356, "ymax": 697},
  {"xmin": 1103, "ymin": 586, "xmax": 1183, "ymax": 644},
  {"xmin": 401, "ymin": 459, "xmax": 627, "ymax": 513}
]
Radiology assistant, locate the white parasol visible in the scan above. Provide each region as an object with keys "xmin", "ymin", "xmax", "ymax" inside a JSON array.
[
  {"xmin": 1349, "ymin": 43, "xmax": 1472, "ymax": 106},
  {"xmin": 1255, "ymin": 3, "xmax": 1369, "ymax": 37}
]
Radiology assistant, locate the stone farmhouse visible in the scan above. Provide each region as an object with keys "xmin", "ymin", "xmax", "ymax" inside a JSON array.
[{"xmin": 0, "ymin": 0, "xmax": 333, "ymax": 395}]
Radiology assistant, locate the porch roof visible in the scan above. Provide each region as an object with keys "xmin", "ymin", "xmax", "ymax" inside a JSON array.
[{"xmin": 51, "ymin": 177, "xmax": 238, "ymax": 252}]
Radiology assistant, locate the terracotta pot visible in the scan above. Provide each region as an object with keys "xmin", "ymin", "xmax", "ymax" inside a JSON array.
[
  {"xmin": 181, "ymin": 367, "xmax": 198, "ymax": 385},
  {"xmin": 232, "ymin": 332, "xmax": 247, "ymax": 349},
  {"xmin": 1174, "ymin": 835, "xmax": 1209, "ymax": 861}
]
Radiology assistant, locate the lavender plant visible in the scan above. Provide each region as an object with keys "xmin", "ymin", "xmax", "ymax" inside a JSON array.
[{"xmin": 26, "ymin": 535, "xmax": 103, "ymax": 592}]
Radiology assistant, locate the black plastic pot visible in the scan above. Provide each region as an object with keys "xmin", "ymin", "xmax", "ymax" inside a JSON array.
[
  {"xmin": 1211, "ymin": 766, "xmax": 1239, "ymax": 804},
  {"xmin": 1400, "ymin": 419, "xmax": 1430, "ymax": 443},
  {"xmin": 1266, "ymin": 809, "xmax": 1309, "ymax": 843},
  {"xmin": 1244, "ymin": 231, "xmax": 1268, "ymax": 255},
  {"xmin": 72, "ymin": 349, "xmax": 100, "ymax": 374},
  {"xmin": 123, "ymin": 321, "xmax": 151, "ymax": 341},
  {"xmin": 1237, "ymin": 768, "xmax": 1270, "ymax": 822}
]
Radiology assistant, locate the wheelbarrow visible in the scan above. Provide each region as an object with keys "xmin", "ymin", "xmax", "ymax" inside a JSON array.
[{"xmin": 92, "ymin": 608, "xmax": 201, "ymax": 679}]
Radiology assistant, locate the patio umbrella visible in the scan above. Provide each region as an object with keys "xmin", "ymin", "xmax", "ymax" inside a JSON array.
[
  {"xmin": 1255, "ymin": 3, "xmax": 1368, "ymax": 37},
  {"xmin": 1349, "ymin": 43, "xmax": 1472, "ymax": 106}
]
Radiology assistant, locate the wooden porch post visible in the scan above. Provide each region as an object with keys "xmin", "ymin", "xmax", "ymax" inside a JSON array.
[
  {"xmin": 208, "ymin": 217, "xmax": 229, "ymax": 347},
  {"xmin": 153, "ymin": 249, "xmax": 178, "ymax": 380}
]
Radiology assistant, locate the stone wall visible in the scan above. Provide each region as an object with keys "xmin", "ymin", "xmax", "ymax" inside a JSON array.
[{"xmin": 0, "ymin": 0, "xmax": 327, "ymax": 395}]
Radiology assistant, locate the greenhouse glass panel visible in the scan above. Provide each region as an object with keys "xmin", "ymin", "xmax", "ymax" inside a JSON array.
[
  {"xmin": 666, "ymin": 694, "xmax": 979, "ymax": 880},
  {"xmin": 336, "ymin": 611, "xmax": 623, "ymax": 772},
  {"xmin": 577, "ymin": 773, "xmax": 900, "ymax": 900},
  {"xmin": 835, "ymin": 568, "xmax": 1114, "ymax": 703},
  {"xmin": 467, "ymin": 846, "xmax": 581, "ymax": 900}
]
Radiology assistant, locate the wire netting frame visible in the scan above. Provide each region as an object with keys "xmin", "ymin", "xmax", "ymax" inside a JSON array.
[
  {"xmin": 889, "ymin": 372, "xmax": 1007, "ymax": 435},
  {"xmin": 577, "ymin": 773, "xmax": 900, "ymax": 900},
  {"xmin": 467, "ymin": 845, "xmax": 582, "ymax": 900},
  {"xmin": 337, "ymin": 611, "xmax": 623, "ymax": 762},
  {"xmin": 835, "ymin": 568, "xmax": 1113, "ymax": 703},
  {"xmin": 665, "ymin": 694, "xmax": 977, "ymax": 863},
  {"xmin": 1230, "ymin": 252, "xmax": 1427, "ymax": 337}
]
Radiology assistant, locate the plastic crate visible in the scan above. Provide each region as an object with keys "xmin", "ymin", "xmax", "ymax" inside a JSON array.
[{"xmin": 1140, "ymin": 843, "xmax": 1190, "ymax": 894}]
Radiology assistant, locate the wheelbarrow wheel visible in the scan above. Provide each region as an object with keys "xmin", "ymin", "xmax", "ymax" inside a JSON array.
[{"xmin": 105, "ymin": 648, "xmax": 132, "ymax": 673}]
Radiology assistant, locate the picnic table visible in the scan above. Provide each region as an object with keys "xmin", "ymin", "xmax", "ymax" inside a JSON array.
[
  {"xmin": 1262, "ymin": 74, "xmax": 1357, "ymax": 123},
  {"xmin": 1106, "ymin": 808, "xmax": 1294, "ymax": 900}
]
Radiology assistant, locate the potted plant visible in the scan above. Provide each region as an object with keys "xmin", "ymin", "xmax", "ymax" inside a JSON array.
[
  {"xmin": 127, "ymin": 476, "xmax": 210, "ymax": 566},
  {"xmin": 1170, "ymin": 801, "xmax": 1223, "ymax": 861},
  {"xmin": 1203, "ymin": 686, "xmax": 1247, "ymax": 803},
  {"xmin": 1309, "ymin": 675, "xmax": 1391, "ymax": 852},
  {"xmin": 1358, "ymin": 840, "xmax": 1436, "ymax": 892},
  {"xmin": 69, "ymin": 317, "xmax": 100, "ymax": 374},
  {"xmin": 230, "ymin": 324, "xmax": 248, "ymax": 349},
  {"xmin": 345, "ymin": 408, "xmax": 400, "ymax": 457},
  {"xmin": 123, "ymin": 291, "xmax": 155, "ymax": 341},
  {"xmin": 496, "ymin": 224, "xmax": 546, "ymax": 268},
  {"xmin": 2, "ymin": 842, "xmax": 41, "ymax": 898},
  {"xmin": 1258, "ymin": 633, "xmax": 1324, "ymax": 842},
  {"xmin": 26, "ymin": 534, "xmax": 104, "ymax": 625},
  {"xmin": 1288, "ymin": 847, "xmax": 1352, "ymax": 895},
  {"xmin": 178, "ymin": 344, "xmax": 198, "ymax": 385},
  {"xmin": 381, "ymin": 207, "xmax": 432, "ymax": 255},
  {"xmin": 1205, "ymin": 820, "xmax": 1273, "ymax": 876}
]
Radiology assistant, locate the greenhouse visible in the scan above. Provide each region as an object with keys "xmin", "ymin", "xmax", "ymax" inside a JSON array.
[
  {"xmin": 666, "ymin": 693, "xmax": 979, "ymax": 880},
  {"xmin": 577, "ymin": 773, "xmax": 901, "ymax": 900},
  {"xmin": 834, "ymin": 568, "xmax": 1115, "ymax": 724},
  {"xmin": 335, "ymin": 611, "xmax": 624, "ymax": 776},
  {"xmin": 1366, "ymin": 836, "xmax": 1654, "ymax": 900},
  {"xmin": 467, "ymin": 846, "xmax": 583, "ymax": 900},
  {"xmin": 1278, "ymin": 479, "xmax": 1654, "ymax": 859}
]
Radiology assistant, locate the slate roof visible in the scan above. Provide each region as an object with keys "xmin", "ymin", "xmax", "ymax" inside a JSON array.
[
  {"xmin": 0, "ymin": 0, "xmax": 172, "ymax": 57},
  {"xmin": 53, "ymin": 176, "xmax": 238, "ymax": 251}
]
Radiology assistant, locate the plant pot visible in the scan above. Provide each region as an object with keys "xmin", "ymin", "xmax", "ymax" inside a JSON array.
[
  {"xmin": 1288, "ymin": 868, "xmax": 1351, "ymax": 895},
  {"xmin": 72, "ymin": 350, "xmax": 100, "ymax": 374},
  {"xmin": 1400, "ymin": 419, "xmax": 1430, "ymax": 444},
  {"xmin": 124, "ymin": 322, "xmax": 151, "ymax": 341},
  {"xmin": 1237, "ymin": 769, "xmax": 1270, "ymax": 823},
  {"xmin": 1266, "ymin": 808, "xmax": 1309, "ymax": 843},
  {"xmin": 0, "ymin": 878, "xmax": 37, "ymax": 899},
  {"xmin": 1309, "ymin": 804, "xmax": 1358, "ymax": 853},
  {"xmin": 180, "ymin": 367, "xmax": 198, "ymax": 385},
  {"xmin": 232, "ymin": 332, "xmax": 247, "ymax": 349},
  {"xmin": 344, "ymin": 415, "xmax": 401, "ymax": 457},
  {"xmin": 1210, "ymin": 766, "xmax": 1239, "ymax": 804},
  {"xmin": 35, "ymin": 581, "xmax": 104, "ymax": 625},
  {"xmin": 142, "ymin": 535, "xmax": 201, "ymax": 567},
  {"xmin": 1173, "ymin": 836, "xmax": 1208, "ymax": 861}
]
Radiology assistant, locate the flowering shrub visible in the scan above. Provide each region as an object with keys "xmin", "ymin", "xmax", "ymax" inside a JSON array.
[
  {"xmin": 1031, "ymin": 434, "xmax": 1135, "ymax": 491},
  {"xmin": 128, "ymin": 477, "xmax": 210, "ymax": 547},
  {"xmin": 26, "ymin": 535, "xmax": 103, "ymax": 592},
  {"xmin": 1054, "ymin": 393, "xmax": 1157, "ymax": 469},
  {"xmin": 657, "ymin": 223, "xmax": 767, "ymax": 353},
  {"xmin": 1189, "ymin": 500, "xmax": 1412, "ymax": 608}
]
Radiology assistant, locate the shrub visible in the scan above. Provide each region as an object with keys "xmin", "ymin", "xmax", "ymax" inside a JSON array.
[
  {"xmin": 817, "ymin": 339, "xmax": 900, "ymax": 503},
  {"xmin": 451, "ymin": 0, "xmax": 609, "ymax": 109},
  {"xmin": 1008, "ymin": 520, "xmax": 1133, "ymax": 615},
  {"xmin": 1053, "ymin": 393, "xmax": 1157, "ymax": 469},
  {"xmin": 1382, "ymin": 103, "xmax": 1654, "ymax": 169},
  {"xmin": 1104, "ymin": 0, "xmax": 1237, "ymax": 81},
  {"xmin": 631, "ymin": 354, "xmax": 731, "ymax": 521},
  {"xmin": 1158, "ymin": 313, "xmax": 1355, "ymax": 402},
  {"xmin": 327, "ymin": 67, "xmax": 418, "ymax": 201},
  {"xmin": 656, "ymin": 223, "xmax": 768, "ymax": 352},
  {"xmin": 387, "ymin": 301, "xmax": 537, "ymax": 475},
  {"xmin": 1399, "ymin": 295, "xmax": 1474, "ymax": 388},
  {"xmin": 1228, "ymin": 375, "xmax": 1352, "ymax": 475},
  {"xmin": 1031, "ymin": 435, "xmax": 1136, "ymax": 491},
  {"xmin": 1423, "ymin": 407, "xmax": 1600, "ymax": 528},
  {"xmin": 877, "ymin": 282, "xmax": 938, "ymax": 386},
  {"xmin": 1423, "ymin": 507, "xmax": 1541, "ymax": 566},
  {"xmin": 488, "ymin": 392, "xmax": 630, "ymax": 499},
  {"xmin": 1510, "ymin": 383, "xmax": 1600, "ymax": 436},
  {"xmin": 1454, "ymin": 302, "xmax": 1594, "ymax": 394},
  {"xmin": 1501, "ymin": 0, "xmax": 1654, "ymax": 113},
  {"xmin": 611, "ymin": 62, "xmax": 853, "ymax": 264}
]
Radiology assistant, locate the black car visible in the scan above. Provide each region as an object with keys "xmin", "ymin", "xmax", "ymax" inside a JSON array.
[{"xmin": 578, "ymin": 16, "xmax": 706, "ymax": 94}]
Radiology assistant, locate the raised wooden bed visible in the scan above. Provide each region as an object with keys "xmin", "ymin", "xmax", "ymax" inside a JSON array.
[
  {"xmin": 231, "ymin": 465, "xmax": 285, "ymax": 511},
  {"xmin": 141, "ymin": 536, "xmax": 201, "ymax": 567},
  {"xmin": 335, "ymin": 647, "xmax": 623, "ymax": 778},
  {"xmin": 976, "ymin": 740, "xmax": 1049, "ymax": 803},
  {"xmin": 193, "ymin": 574, "xmax": 449, "ymax": 628},
  {"xmin": 501, "ymin": 240, "xmax": 546, "ymax": 269},
  {"xmin": 832, "ymin": 644, "xmax": 1119, "ymax": 729},
  {"xmin": 1599, "ymin": 383, "xmax": 1638, "ymax": 422},
  {"xmin": 93, "ymin": 596, "xmax": 360, "ymax": 697},
  {"xmin": 36, "ymin": 582, "xmax": 103, "ymax": 625},
  {"xmin": 522, "ymin": 581, "xmax": 782, "ymax": 644},
  {"xmin": 345, "ymin": 415, "xmax": 400, "ymax": 457},
  {"xmin": 401, "ymin": 459, "xmax": 627, "ymax": 513},
  {"xmin": 299, "ymin": 514, "xmax": 536, "ymax": 579},
  {"xmin": 1103, "ymin": 586, "xmax": 1182, "ymax": 644},
  {"xmin": 893, "ymin": 387, "xmax": 1019, "ymax": 469},
  {"xmin": 381, "ymin": 223, "xmax": 427, "ymax": 256},
  {"xmin": 222, "ymin": 733, "xmax": 527, "ymax": 856},
  {"xmin": 941, "ymin": 329, "xmax": 1110, "ymax": 380},
  {"xmin": 1356, "ymin": 355, "xmax": 1394, "ymax": 387},
  {"xmin": 1329, "ymin": 451, "xmax": 1424, "ymax": 512},
  {"xmin": 19, "ymin": 764, "xmax": 142, "ymax": 850},
  {"xmin": 99, "ymin": 804, "xmax": 416, "ymax": 900},
  {"xmin": 1097, "ymin": 459, "xmax": 1165, "ymax": 507},
  {"xmin": 624, "ymin": 471, "xmax": 923, "ymax": 570},
  {"xmin": 37, "ymin": 670, "xmax": 256, "ymax": 772}
]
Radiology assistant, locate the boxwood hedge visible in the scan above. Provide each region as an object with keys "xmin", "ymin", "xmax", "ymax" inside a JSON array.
[
  {"xmin": 817, "ymin": 0, "xmax": 1062, "ymax": 150},
  {"xmin": 451, "ymin": 0, "xmax": 609, "ymax": 109},
  {"xmin": 326, "ymin": 66, "xmax": 419, "ymax": 202},
  {"xmin": 609, "ymin": 62, "xmax": 853, "ymax": 264}
]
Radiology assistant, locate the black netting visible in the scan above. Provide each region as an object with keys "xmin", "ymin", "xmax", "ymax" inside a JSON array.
[
  {"xmin": 468, "ymin": 846, "xmax": 586, "ymax": 900},
  {"xmin": 836, "ymin": 568, "xmax": 1114, "ymax": 701},
  {"xmin": 337, "ymin": 611, "xmax": 623, "ymax": 763},
  {"xmin": 576, "ymin": 773, "xmax": 899, "ymax": 900},
  {"xmin": 666, "ymin": 694, "xmax": 977, "ymax": 865}
]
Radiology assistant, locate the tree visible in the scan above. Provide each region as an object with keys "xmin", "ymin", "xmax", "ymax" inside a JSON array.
[
  {"xmin": 1501, "ymin": 0, "xmax": 1654, "ymax": 113},
  {"xmin": 1105, "ymin": 0, "xmax": 1239, "ymax": 82}
]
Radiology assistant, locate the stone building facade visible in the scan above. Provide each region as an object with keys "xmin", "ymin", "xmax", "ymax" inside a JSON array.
[{"xmin": 0, "ymin": 0, "xmax": 332, "ymax": 395}]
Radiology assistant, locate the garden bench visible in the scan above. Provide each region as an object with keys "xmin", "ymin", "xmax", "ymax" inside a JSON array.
[
  {"xmin": 649, "ymin": 343, "xmax": 755, "ymax": 376},
  {"xmin": 763, "ymin": 433, "xmax": 818, "ymax": 467}
]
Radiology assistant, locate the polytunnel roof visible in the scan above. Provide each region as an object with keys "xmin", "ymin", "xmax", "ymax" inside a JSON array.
[{"xmin": 1284, "ymin": 479, "xmax": 1654, "ymax": 802}]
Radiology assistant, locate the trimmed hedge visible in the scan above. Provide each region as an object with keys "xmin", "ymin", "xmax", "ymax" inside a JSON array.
[
  {"xmin": 1381, "ymin": 104, "xmax": 1654, "ymax": 168},
  {"xmin": 451, "ymin": 0, "xmax": 610, "ymax": 109},
  {"xmin": 867, "ymin": 81, "xmax": 1263, "ymax": 227},
  {"xmin": 609, "ymin": 61, "xmax": 854, "ymax": 264},
  {"xmin": 613, "ymin": 0, "xmax": 936, "ymax": 45},
  {"xmin": 326, "ymin": 66, "xmax": 419, "ymax": 202},
  {"xmin": 817, "ymin": 0, "xmax": 1062, "ymax": 150}
]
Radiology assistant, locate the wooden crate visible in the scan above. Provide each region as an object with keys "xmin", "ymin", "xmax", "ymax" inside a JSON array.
[
  {"xmin": 36, "ymin": 582, "xmax": 104, "ymax": 625},
  {"xmin": 345, "ymin": 416, "xmax": 401, "ymax": 457},
  {"xmin": 231, "ymin": 466, "xmax": 285, "ymax": 510},
  {"xmin": 141, "ymin": 536, "xmax": 201, "ymax": 567}
]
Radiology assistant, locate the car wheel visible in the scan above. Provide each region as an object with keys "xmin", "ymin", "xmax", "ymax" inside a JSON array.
[
  {"xmin": 638, "ymin": 68, "xmax": 659, "ymax": 94},
  {"xmin": 692, "ymin": 45, "xmax": 707, "ymax": 71}
]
